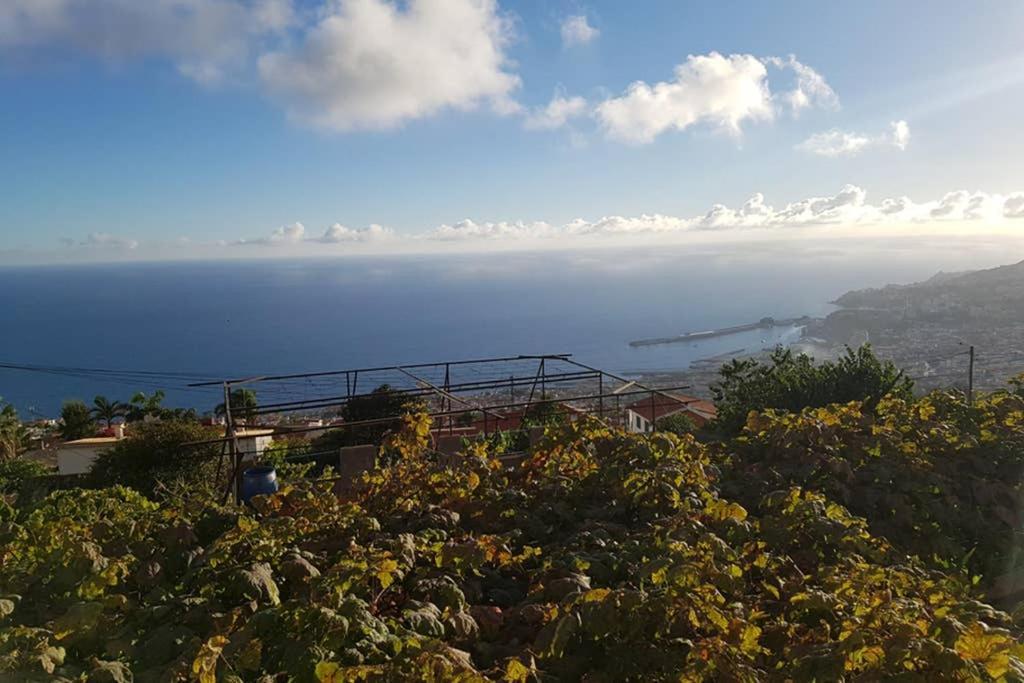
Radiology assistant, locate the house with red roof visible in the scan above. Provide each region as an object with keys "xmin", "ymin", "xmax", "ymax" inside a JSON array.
[{"xmin": 625, "ymin": 393, "xmax": 717, "ymax": 433}]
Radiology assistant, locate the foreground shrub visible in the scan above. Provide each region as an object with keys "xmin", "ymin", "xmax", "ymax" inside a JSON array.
[
  {"xmin": 1, "ymin": 408, "xmax": 1022, "ymax": 680},
  {"xmin": 721, "ymin": 389, "xmax": 1024, "ymax": 604}
]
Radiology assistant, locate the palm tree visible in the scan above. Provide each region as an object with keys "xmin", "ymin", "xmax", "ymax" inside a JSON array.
[
  {"xmin": 91, "ymin": 395, "xmax": 127, "ymax": 428},
  {"xmin": 215, "ymin": 388, "xmax": 258, "ymax": 423},
  {"xmin": 127, "ymin": 391, "xmax": 166, "ymax": 422}
]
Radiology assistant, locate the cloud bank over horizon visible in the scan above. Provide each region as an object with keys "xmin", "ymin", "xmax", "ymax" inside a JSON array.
[{"xmin": 31, "ymin": 185, "xmax": 1024, "ymax": 263}]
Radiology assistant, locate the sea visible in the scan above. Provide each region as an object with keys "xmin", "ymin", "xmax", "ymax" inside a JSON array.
[{"xmin": 1, "ymin": 240, "xmax": 1018, "ymax": 417}]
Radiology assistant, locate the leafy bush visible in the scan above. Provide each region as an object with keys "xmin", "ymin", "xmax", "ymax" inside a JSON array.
[
  {"xmin": 710, "ymin": 344, "xmax": 913, "ymax": 435},
  {"xmin": 654, "ymin": 412, "xmax": 697, "ymax": 436},
  {"xmin": 88, "ymin": 420, "xmax": 224, "ymax": 498},
  {"xmin": 312, "ymin": 384, "xmax": 423, "ymax": 452},
  {"xmin": 0, "ymin": 459, "xmax": 50, "ymax": 494},
  {"xmin": 262, "ymin": 437, "xmax": 324, "ymax": 481},
  {"xmin": 2, "ymin": 399, "xmax": 1023, "ymax": 680},
  {"xmin": 721, "ymin": 388, "xmax": 1024, "ymax": 604}
]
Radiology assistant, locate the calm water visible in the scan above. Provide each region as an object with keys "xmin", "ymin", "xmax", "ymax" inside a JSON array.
[{"xmin": 1, "ymin": 242, "xmax": 1016, "ymax": 416}]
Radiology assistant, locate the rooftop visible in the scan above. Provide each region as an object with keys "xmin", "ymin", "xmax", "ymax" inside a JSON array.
[
  {"xmin": 235, "ymin": 428, "xmax": 276, "ymax": 438},
  {"xmin": 626, "ymin": 393, "xmax": 717, "ymax": 423},
  {"xmin": 61, "ymin": 437, "xmax": 122, "ymax": 446}
]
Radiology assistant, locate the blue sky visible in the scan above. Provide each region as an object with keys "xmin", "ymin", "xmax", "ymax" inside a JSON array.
[{"xmin": 1, "ymin": 0, "xmax": 1024, "ymax": 262}]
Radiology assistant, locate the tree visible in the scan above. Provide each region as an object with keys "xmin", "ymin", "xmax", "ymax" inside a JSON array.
[
  {"xmin": 215, "ymin": 388, "xmax": 258, "ymax": 423},
  {"xmin": 655, "ymin": 412, "xmax": 697, "ymax": 437},
  {"xmin": 59, "ymin": 401, "xmax": 95, "ymax": 441},
  {"xmin": 126, "ymin": 390, "xmax": 166, "ymax": 422},
  {"xmin": 710, "ymin": 344, "xmax": 913, "ymax": 435},
  {"xmin": 313, "ymin": 384, "xmax": 420, "ymax": 450},
  {"xmin": 0, "ymin": 400, "xmax": 29, "ymax": 461},
  {"xmin": 90, "ymin": 395, "xmax": 126, "ymax": 428},
  {"xmin": 89, "ymin": 420, "xmax": 224, "ymax": 497}
]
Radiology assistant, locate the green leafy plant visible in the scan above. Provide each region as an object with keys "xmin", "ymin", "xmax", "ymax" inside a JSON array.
[
  {"xmin": 710, "ymin": 344, "xmax": 913, "ymax": 435},
  {"xmin": 88, "ymin": 420, "xmax": 224, "ymax": 498}
]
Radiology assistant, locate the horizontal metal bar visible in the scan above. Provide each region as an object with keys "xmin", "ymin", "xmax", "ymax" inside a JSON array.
[
  {"xmin": 246, "ymin": 369, "xmax": 599, "ymax": 414},
  {"xmin": 187, "ymin": 354, "xmax": 573, "ymax": 387}
]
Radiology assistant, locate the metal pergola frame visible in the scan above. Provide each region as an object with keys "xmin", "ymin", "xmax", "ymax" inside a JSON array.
[{"xmin": 186, "ymin": 354, "xmax": 689, "ymax": 502}]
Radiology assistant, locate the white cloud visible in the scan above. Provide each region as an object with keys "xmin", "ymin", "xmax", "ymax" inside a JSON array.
[
  {"xmin": 427, "ymin": 219, "xmax": 556, "ymax": 240},
  {"xmin": 427, "ymin": 185, "xmax": 1024, "ymax": 241},
  {"xmin": 594, "ymin": 52, "xmax": 836, "ymax": 144},
  {"xmin": 523, "ymin": 91, "xmax": 588, "ymax": 130},
  {"xmin": 1005, "ymin": 194, "xmax": 1024, "ymax": 219},
  {"xmin": 891, "ymin": 119, "xmax": 910, "ymax": 150},
  {"xmin": 797, "ymin": 130, "xmax": 871, "ymax": 157},
  {"xmin": 235, "ymin": 221, "xmax": 398, "ymax": 246},
  {"xmin": 798, "ymin": 119, "xmax": 911, "ymax": 157},
  {"xmin": 766, "ymin": 55, "xmax": 839, "ymax": 113},
  {"xmin": 560, "ymin": 14, "xmax": 598, "ymax": 47},
  {"xmin": 234, "ymin": 221, "xmax": 305, "ymax": 245},
  {"xmin": 258, "ymin": 0, "xmax": 520, "ymax": 131},
  {"xmin": 76, "ymin": 232, "xmax": 139, "ymax": 250},
  {"xmin": 0, "ymin": 0, "xmax": 295, "ymax": 84},
  {"xmin": 268, "ymin": 221, "xmax": 306, "ymax": 243},
  {"xmin": 320, "ymin": 223, "xmax": 394, "ymax": 242},
  {"xmin": 929, "ymin": 191, "xmax": 1001, "ymax": 221}
]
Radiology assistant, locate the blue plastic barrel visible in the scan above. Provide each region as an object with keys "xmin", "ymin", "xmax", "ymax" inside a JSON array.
[{"xmin": 241, "ymin": 466, "xmax": 279, "ymax": 503}]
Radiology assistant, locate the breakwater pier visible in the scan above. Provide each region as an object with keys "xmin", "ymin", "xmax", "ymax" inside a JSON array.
[{"xmin": 629, "ymin": 316, "xmax": 813, "ymax": 348}]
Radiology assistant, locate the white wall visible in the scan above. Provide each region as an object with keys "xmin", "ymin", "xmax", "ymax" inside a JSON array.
[
  {"xmin": 237, "ymin": 434, "xmax": 274, "ymax": 463},
  {"xmin": 626, "ymin": 409, "xmax": 649, "ymax": 433},
  {"xmin": 56, "ymin": 446, "xmax": 105, "ymax": 475}
]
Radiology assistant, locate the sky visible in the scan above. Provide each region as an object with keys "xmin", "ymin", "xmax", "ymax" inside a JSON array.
[{"xmin": 1, "ymin": 0, "xmax": 1024, "ymax": 264}]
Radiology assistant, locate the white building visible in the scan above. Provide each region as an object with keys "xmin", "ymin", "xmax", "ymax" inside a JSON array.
[
  {"xmin": 624, "ymin": 393, "xmax": 717, "ymax": 433},
  {"xmin": 235, "ymin": 428, "xmax": 275, "ymax": 463},
  {"xmin": 56, "ymin": 432, "xmax": 123, "ymax": 475}
]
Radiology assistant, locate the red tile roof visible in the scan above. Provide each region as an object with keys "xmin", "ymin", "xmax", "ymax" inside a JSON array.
[{"xmin": 626, "ymin": 393, "xmax": 717, "ymax": 425}]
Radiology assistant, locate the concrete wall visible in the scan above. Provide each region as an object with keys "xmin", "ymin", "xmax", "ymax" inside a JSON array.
[
  {"xmin": 334, "ymin": 444, "xmax": 378, "ymax": 494},
  {"xmin": 56, "ymin": 446, "xmax": 105, "ymax": 475}
]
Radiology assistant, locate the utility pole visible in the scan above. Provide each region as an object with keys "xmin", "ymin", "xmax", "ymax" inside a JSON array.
[
  {"xmin": 967, "ymin": 345, "xmax": 975, "ymax": 406},
  {"xmin": 223, "ymin": 382, "xmax": 240, "ymax": 504}
]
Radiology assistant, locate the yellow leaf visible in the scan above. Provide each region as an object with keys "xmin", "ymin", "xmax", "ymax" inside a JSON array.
[
  {"xmin": 316, "ymin": 661, "xmax": 342, "ymax": 683},
  {"xmin": 376, "ymin": 558, "xmax": 399, "ymax": 589},
  {"xmin": 191, "ymin": 635, "xmax": 228, "ymax": 683},
  {"xmin": 740, "ymin": 624, "xmax": 762, "ymax": 654},
  {"xmin": 955, "ymin": 622, "xmax": 1013, "ymax": 678},
  {"xmin": 581, "ymin": 588, "xmax": 611, "ymax": 602},
  {"xmin": 504, "ymin": 658, "xmax": 532, "ymax": 682}
]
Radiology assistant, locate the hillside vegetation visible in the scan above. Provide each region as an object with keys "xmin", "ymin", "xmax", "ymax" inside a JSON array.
[{"xmin": 3, "ymin": 382, "xmax": 1024, "ymax": 680}]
